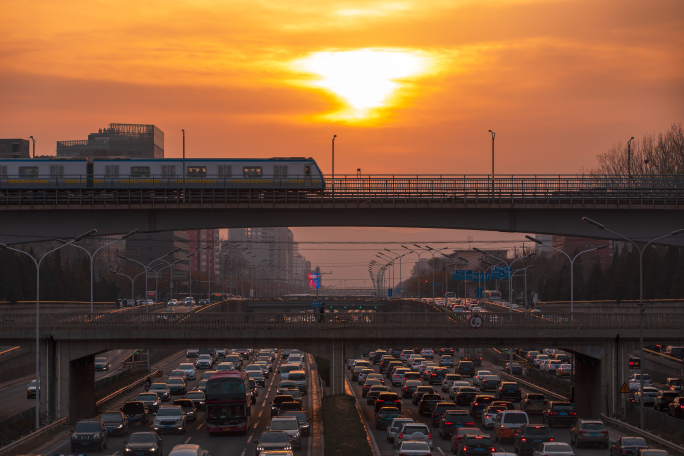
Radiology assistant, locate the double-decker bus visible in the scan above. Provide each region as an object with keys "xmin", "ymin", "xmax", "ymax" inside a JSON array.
[{"xmin": 205, "ymin": 371, "xmax": 252, "ymax": 434}]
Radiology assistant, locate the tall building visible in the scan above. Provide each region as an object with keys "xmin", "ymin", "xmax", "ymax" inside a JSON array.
[
  {"xmin": 124, "ymin": 231, "xmax": 189, "ymax": 297},
  {"xmin": 0, "ymin": 139, "xmax": 30, "ymax": 158},
  {"xmin": 56, "ymin": 123, "xmax": 164, "ymax": 158},
  {"xmin": 532, "ymin": 234, "xmax": 554, "ymax": 257},
  {"xmin": 187, "ymin": 229, "xmax": 220, "ymax": 277}
]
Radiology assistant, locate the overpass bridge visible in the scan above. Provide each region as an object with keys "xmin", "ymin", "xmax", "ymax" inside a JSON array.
[
  {"xmin": 2, "ymin": 304, "xmax": 682, "ymax": 424},
  {"xmin": 2, "ymin": 175, "xmax": 683, "ymax": 244}
]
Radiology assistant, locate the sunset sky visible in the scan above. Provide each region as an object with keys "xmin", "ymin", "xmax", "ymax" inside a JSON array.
[{"xmin": 2, "ymin": 0, "xmax": 683, "ymax": 287}]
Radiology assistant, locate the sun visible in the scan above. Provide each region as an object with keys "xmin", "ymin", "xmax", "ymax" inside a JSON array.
[{"xmin": 293, "ymin": 49, "xmax": 432, "ymax": 120}]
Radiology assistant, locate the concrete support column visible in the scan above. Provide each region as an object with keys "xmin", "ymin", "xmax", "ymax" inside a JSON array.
[
  {"xmin": 574, "ymin": 351, "xmax": 602, "ymax": 418},
  {"xmin": 59, "ymin": 344, "xmax": 96, "ymax": 424}
]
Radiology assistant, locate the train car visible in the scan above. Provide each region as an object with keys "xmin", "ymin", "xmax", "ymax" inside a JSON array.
[{"xmin": 0, "ymin": 157, "xmax": 324, "ymax": 192}]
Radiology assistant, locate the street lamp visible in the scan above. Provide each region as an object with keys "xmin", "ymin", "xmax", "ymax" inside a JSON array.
[
  {"xmin": 582, "ymin": 217, "xmax": 683, "ymax": 429},
  {"xmin": 60, "ymin": 229, "xmax": 138, "ymax": 314},
  {"xmin": 488, "ymin": 130, "xmax": 495, "ymax": 195},
  {"xmin": 525, "ymin": 235, "xmax": 607, "ymax": 315},
  {"xmin": 0, "ymin": 228, "xmax": 96, "ymax": 430},
  {"xmin": 110, "ymin": 269, "xmax": 146, "ymax": 308},
  {"xmin": 417, "ymin": 245, "xmax": 449, "ymax": 301},
  {"xmin": 627, "ymin": 136, "xmax": 635, "ymax": 185},
  {"xmin": 29, "ymin": 136, "xmax": 36, "ymax": 158},
  {"xmin": 332, "ymin": 134, "xmax": 337, "ymax": 195},
  {"xmin": 402, "ymin": 244, "xmax": 430, "ymax": 299},
  {"xmin": 512, "ymin": 265, "xmax": 535, "ymax": 310},
  {"xmin": 120, "ymin": 247, "xmax": 180, "ymax": 312}
]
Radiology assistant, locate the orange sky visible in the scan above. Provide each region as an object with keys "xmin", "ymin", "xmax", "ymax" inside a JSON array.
[{"xmin": 2, "ymin": 0, "xmax": 683, "ymax": 287}]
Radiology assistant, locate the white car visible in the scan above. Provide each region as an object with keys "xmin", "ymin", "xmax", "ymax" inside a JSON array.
[
  {"xmin": 473, "ymin": 370, "xmax": 492, "ymax": 387},
  {"xmin": 168, "ymin": 299, "xmax": 179, "ymax": 306},
  {"xmin": 386, "ymin": 418, "xmax": 413, "ymax": 443},
  {"xmin": 634, "ymin": 386, "xmax": 659, "ymax": 406},
  {"xmin": 153, "ymin": 405, "xmax": 186, "ymax": 434},
  {"xmin": 449, "ymin": 381, "xmax": 471, "ymax": 399},
  {"xmin": 393, "ymin": 440, "xmax": 431, "ymax": 456},
  {"xmin": 177, "ymin": 363, "xmax": 196, "ymax": 380},
  {"xmin": 183, "ymin": 297, "xmax": 195, "ymax": 306},
  {"xmin": 532, "ymin": 442, "xmax": 573, "ymax": 456},
  {"xmin": 420, "ymin": 348, "xmax": 435, "ymax": 359},
  {"xmin": 534, "ymin": 354, "xmax": 550, "ymax": 368},
  {"xmin": 394, "ymin": 422, "xmax": 432, "ymax": 449},
  {"xmin": 628, "ymin": 373, "xmax": 653, "ymax": 391}
]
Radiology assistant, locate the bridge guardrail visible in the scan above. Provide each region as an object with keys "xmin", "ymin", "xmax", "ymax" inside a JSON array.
[
  {"xmin": 0, "ymin": 417, "xmax": 67, "ymax": 456},
  {"xmin": 601, "ymin": 413, "xmax": 684, "ymax": 456},
  {"xmin": 96, "ymin": 370, "xmax": 159, "ymax": 411}
]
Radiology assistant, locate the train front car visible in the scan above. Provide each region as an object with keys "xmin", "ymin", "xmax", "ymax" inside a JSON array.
[{"xmin": 0, "ymin": 158, "xmax": 89, "ymax": 189}]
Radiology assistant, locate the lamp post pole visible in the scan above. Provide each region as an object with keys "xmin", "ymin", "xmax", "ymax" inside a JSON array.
[
  {"xmin": 332, "ymin": 134, "xmax": 337, "ymax": 195},
  {"xmin": 110, "ymin": 269, "xmax": 146, "ymax": 308},
  {"xmin": 0, "ymin": 228, "xmax": 96, "ymax": 430},
  {"xmin": 182, "ymin": 129, "xmax": 186, "ymax": 203},
  {"xmin": 488, "ymin": 130, "xmax": 495, "ymax": 195},
  {"xmin": 583, "ymin": 217, "xmax": 683, "ymax": 429},
  {"xmin": 627, "ymin": 136, "xmax": 634, "ymax": 187},
  {"xmin": 60, "ymin": 229, "xmax": 138, "ymax": 314},
  {"xmin": 402, "ymin": 245, "xmax": 429, "ymax": 299},
  {"xmin": 29, "ymin": 136, "xmax": 36, "ymax": 158},
  {"xmin": 417, "ymin": 245, "xmax": 449, "ymax": 301}
]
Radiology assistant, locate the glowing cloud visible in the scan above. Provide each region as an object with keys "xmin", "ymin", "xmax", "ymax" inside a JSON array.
[{"xmin": 293, "ymin": 49, "xmax": 432, "ymax": 120}]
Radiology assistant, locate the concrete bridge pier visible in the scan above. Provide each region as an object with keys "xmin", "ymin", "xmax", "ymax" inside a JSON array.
[{"xmin": 55, "ymin": 341, "xmax": 97, "ymax": 424}]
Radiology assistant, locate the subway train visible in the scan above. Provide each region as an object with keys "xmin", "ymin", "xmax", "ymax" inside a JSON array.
[{"xmin": 0, "ymin": 157, "xmax": 325, "ymax": 190}]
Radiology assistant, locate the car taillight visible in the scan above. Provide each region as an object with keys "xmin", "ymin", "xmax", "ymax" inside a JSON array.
[
  {"xmin": 466, "ymin": 422, "xmax": 473, "ymax": 426},
  {"xmin": 578, "ymin": 430, "xmax": 586, "ymax": 434},
  {"xmin": 550, "ymin": 412, "xmax": 558, "ymax": 415},
  {"xmin": 474, "ymin": 402, "xmax": 478, "ymax": 406},
  {"xmin": 428, "ymin": 432, "xmax": 432, "ymax": 439},
  {"xmin": 550, "ymin": 438, "xmax": 554, "ymax": 441},
  {"xmin": 399, "ymin": 431, "xmax": 403, "ymax": 438},
  {"xmin": 445, "ymin": 421, "xmax": 453, "ymax": 425},
  {"xmin": 601, "ymin": 431, "xmax": 608, "ymax": 434}
]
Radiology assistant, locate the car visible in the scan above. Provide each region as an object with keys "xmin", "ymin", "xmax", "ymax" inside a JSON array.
[
  {"xmin": 556, "ymin": 364, "xmax": 573, "ymax": 378},
  {"xmin": 101, "ymin": 410, "xmax": 129, "ymax": 436},
  {"xmin": 357, "ymin": 368, "xmax": 375, "ymax": 384},
  {"xmin": 637, "ymin": 451, "xmax": 670, "ymax": 456},
  {"xmin": 437, "ymin": 409, "xmax": 474, "ymax": 439},
  {"xmin": 628, "ymin": 373, "xmax": 653, "ymax": 391},
  {"xmin": 177, "ymin": 363, "xmax": 197, "ymax": 380},
  {"xmin": 457, "ymin": 361, "xmax": 475, "ymax": 377},
  {"xmin": 122, "ymin": 401, "xmax": 149, "ymax": 424},
  {"xmin": 412, "ymin": 386, "xmax": 435, "ymax": 405},
  {"xmin": 149, "ymin": 383, "xmax": 171, "ymax": 401},
  {"xmin": 403, "ymin": 379, "xmax": 423, "ymax": 398},
  {"xmin": 634, "ymin": 386, "xmax": 659, "ymax": 406},
  {"xmin": 513, "ymin": 424, "xmax": 554, "ymax": 455},
  {"xmin": 570, "ymin": 419, "xmax": 608, "ymax": 448},
  {"xmin": 493, "ymin": 410, "xmax": 529, "ymax": 443},
  {"xmin": 71, "ymin": 419, "xmax": 108, "ymax": 452},
  {"xmin": 137, "ymin": 392, "xmax": 161, "ymax": 413},
  {"xmin": 124, "ymin": 431, "xmax": 163, "ymax": 456},
  {"xmin": 278, "ymin": 380, "xmax": 299, "ymax": 394},
  {"xmin": 247, "ymin": 371, "xmax": 265, "ymax": 387},
  {"xmin": 521, "ymin": 393, "xmax": 547, "ymax": 414},
  {"xmin": 429, "ymin": 367, "xmax": 448, "ymax": 385},
  {"xmin": 195, "ymin": 354, "xmax": 214, "ymax": 369},
  {"xmin": 440, "ymin": 348, "xmax": 455, "ymax": 356},
  {"xmin": 393, "ymin": 440, "xmax": 432, "ymax": 456},
  {"xmin": 198, "ymin": 299, "xmax": 209, "ymax": 305},
  {"xmin": 168, "ymin": 299, "xmax": 179, "ymax": 306},
  {"xmin": 367, "ymin": 385, "xmax": 391, "ymax": 404},
  {"xmin": 496, "ymin": 382, "xmax": 522, "ymax": 402},
  {"xmin": 610, "ymin": 437, "xmax": 649, "ymax": 456},
  {"xmin": 668, "ymin": 396, "xmax": 684, "ymax": 418},
  {"xmin": 168, "ymin": 444, "xmax": 210, "ymax": 456},
  {"xmin": 26, "ymin": 379, "xmax": 39, "ymax": 398},
  {"xmin": 182, "ymin": 297, "xmax": 196, "ymax": 306},
  {"xmin": 473, "ymin": 370, "xmax": 493, "ymax": 387},
  {"xmin": 184, "ymin": 390, "xmax": 206, "ymax": 410},
  {"xmin": 481, "ymin": 405, "xmax": 507, "ymax": 429},
  {"xmin": 186, "ymin": 348, "xmax": 199, "ymax": 358},
  {"xmin": 454, "ymin": 386, "xmax": 478, "ymax": 405},
  {"xmin": 95, "ymin": 357, "xmax": 110, "ymax": 371},
  {"xmin": 449, "ymin": 381, "xmax": 471, "ymax": 399},
  {"xmin": 533, "ymin": 354, "xmax": 550, "ymax": 369},
  {"xmin": 271, "ymin": 395, "xmax": 300, "ymax": 416},
  {"xmin": 421, "ymin": 348, "xmax": 435, "ymax": 359},
  {"xmin": 153, "ymin": 405, "xmax": 186, "ymax": 434},
  {"xmin": 441, "ymin": 373, "xmax": 462, "ymax": 392},
  {"xmin": 280, "ymin": 410, "xmax": 311, "ymax": 436},
  {"xmin": 387, "ymin": 417, "xmax": 414, "ymax": 443},
  {"xmin": 394, "ymin": 422, "xmax": 433, "ymax": 449},
  {"xmin": 438, "ymin": 355, "xmax": 455, "ymax": 367},
  {"xmin": 479, "ymin": 375, "xmax": 501, "ymax": 392},
  {"xmin": 504, "ymin": 362, "xmax": 522, "ymax": 375},
  {"xmin": 430, "ymin": 401, "xmax": 459, "ymax": 427},
  {"xmin": 281, "ymin": 388, "xmax": 303, "ymax": 404},
  {"xmin": 664, "ymin": 377, "xmax": 682, "ymax": 392},
  {"xmin": 269, "ymin": 416, "xmax": 301, "ymax": 449},
  {"xmin": 376, "ymin": 406, "xmax": 402, "ymax": 429},
  {"xmin": 417, "ymin": 393, "xmax": 442, "ymax": 415},
  {"xmin": 173, "ymin": 398, "xmax": 198, "ymax": 421},
  {"xmin": 532, "ymin": 442, "xmax": 573, "ymax": 456},
  {"xmin": 653, "ymin": 390, "xmax": 680, "ymax": 411},
  {"xmin": 455, "ymin": 433, "xmax": 495, "ymax": 456},
  {"xmin": 469, "ymin": 395, "xmax": 496, "ymax": 418},
  {"xmin": 376, "ymin": 392, "xmax": 402, "ymax": 413},
  {"xmin": 542, "ymin": 402, "xmax": 577, "ymax": 427},
  {"xmin": 450, "ymin": 427, "xmax": 485, "ymax": 452},
  {"xmin": 167, "ymin": 377, "xmax": 187, "ymax": 395}
]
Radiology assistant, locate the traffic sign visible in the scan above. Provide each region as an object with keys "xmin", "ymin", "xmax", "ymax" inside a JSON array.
[
  {"xmin": 619, "ymin": 383, "xmax": 631, "ymax": 394},
  {"xmin": 155, "ymin": 371, "xmax": 164, "ymax": 378},
  {"xmin": 469, "ymin": 314, "xmax": 484, "ymax": 329},
  {"xmin": 311, "ymin": 300, "xmax": 324, "ymax": 308},
  {"xmin": 476, "ymin": 287, "xmax": 483, "ymax": 298}
]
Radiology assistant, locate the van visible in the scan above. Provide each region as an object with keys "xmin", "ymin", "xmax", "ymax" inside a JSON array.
[
  {"xmin": 289, "ymin": 370, "xmax": 307, "ymax": 394},
  {"xmin": 279, "ymin": 363, "xmax": 301, "ymax": 380},
  {"xmin": 494, "ymin": 410, "xmax": 529, "ymax": 442},
  {"xmin": 664, "ymin": 346, "xmax": 684, "ymax": 359}
]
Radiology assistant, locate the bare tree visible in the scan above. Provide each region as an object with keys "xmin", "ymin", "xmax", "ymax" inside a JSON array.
[{"xmin": 585, "ymin": 123, "xmax": 683, "ymax": 175}]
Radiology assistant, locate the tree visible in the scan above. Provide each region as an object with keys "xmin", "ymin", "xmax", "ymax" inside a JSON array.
[{"xmin": 587, "ymin": 122, "xmax": 684, "ymax": 175}]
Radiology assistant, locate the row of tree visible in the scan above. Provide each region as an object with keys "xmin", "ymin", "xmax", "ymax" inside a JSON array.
[{"xmin": 397, "ymin": 242, "xmax": 684, "ymax": 303}]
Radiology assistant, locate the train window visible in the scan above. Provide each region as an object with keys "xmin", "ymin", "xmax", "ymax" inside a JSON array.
[
  {"xmin": 131, "ymin": 167, "xmax": 151, "ymax": 178},
  {"xmin": 186, "ymin": 166, "xmax": 207, "ymax": 177},
  {"xmin": 105, "ymin": 165, "xmax": 120, "ymax": 177},
  {"xmin": 243, "ymin": 167, "xmax": 262, "ymax": 177},
  {"xmin": 161, "ymin": 165, "xmax": 176, "ymax": 177},
  {"xmin": 19, "ymin": 166, "xmax": 39, "ymax": 177},
  {"xmin": 218, "ymin": 165, "xmax": 232, "ymax": 177},
  {"xmin": 274, "ymin": 166, "xmax": 288, "ymax": 178},
  {"xmin": 304, "ymin": 166, "xmax": 310, "ymax": 175},
  {"xmin": 0, "ymin": 166, "xmax": 7, "ymax": 177},
  {"xmin": 49, "ymin": 166, "xmax": 64, "ymax": 177}
]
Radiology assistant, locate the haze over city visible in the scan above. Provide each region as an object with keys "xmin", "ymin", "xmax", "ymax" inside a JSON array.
[{"xmin": 2, "ymin": 0, "xmax": 683, "ymax": 285}]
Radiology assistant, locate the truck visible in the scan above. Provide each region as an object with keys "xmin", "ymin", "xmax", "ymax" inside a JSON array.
[{"xmin": 458, "ymin": 348, "xmax": 483, "ymax": 367}]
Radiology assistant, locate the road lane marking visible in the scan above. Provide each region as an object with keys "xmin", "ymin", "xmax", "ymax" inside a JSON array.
[{"xmin": 184, "ymin": 437, "xmax": 192, "ymax": 443}]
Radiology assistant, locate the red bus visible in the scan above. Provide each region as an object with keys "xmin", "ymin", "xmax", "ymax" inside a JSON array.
[{"xmin": 205, "ymin": 371, "xmax": 252, "ymax": 434}]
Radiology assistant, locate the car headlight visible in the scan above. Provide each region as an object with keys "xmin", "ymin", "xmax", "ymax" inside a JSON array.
[
  {"xmin": 71, "ymin": 435, "xmax": 78, "ymax": 440},
  {"xmin": 256, "ymin": 445, "xmax": 264, "ymax": 451},
  {"xmin": 117, "ymin": 424, "xmax": 123, "ymax": 428},
  {"xmin": 125, "ymin": 448, "xmax": 132, "ymax": 453},
  {"xmin": 93, "ymin": 435, "xmax": 101, "ymax": 440},
  {"xmin": 293, "ymin": 432, "xmax": 300, "ymax": 439},
  {"xmin": 149, "ymin": 448, "xmax": 157, "ymax": 452}
]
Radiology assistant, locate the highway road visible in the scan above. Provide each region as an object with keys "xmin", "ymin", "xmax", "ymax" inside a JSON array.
[
  {"xmin": 25, "ymin": 348, "xmax": 319, "ymax": 456},
  {"xmin": 346, "ymin": 350, "xmax": 632, "ymax": 456}
]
